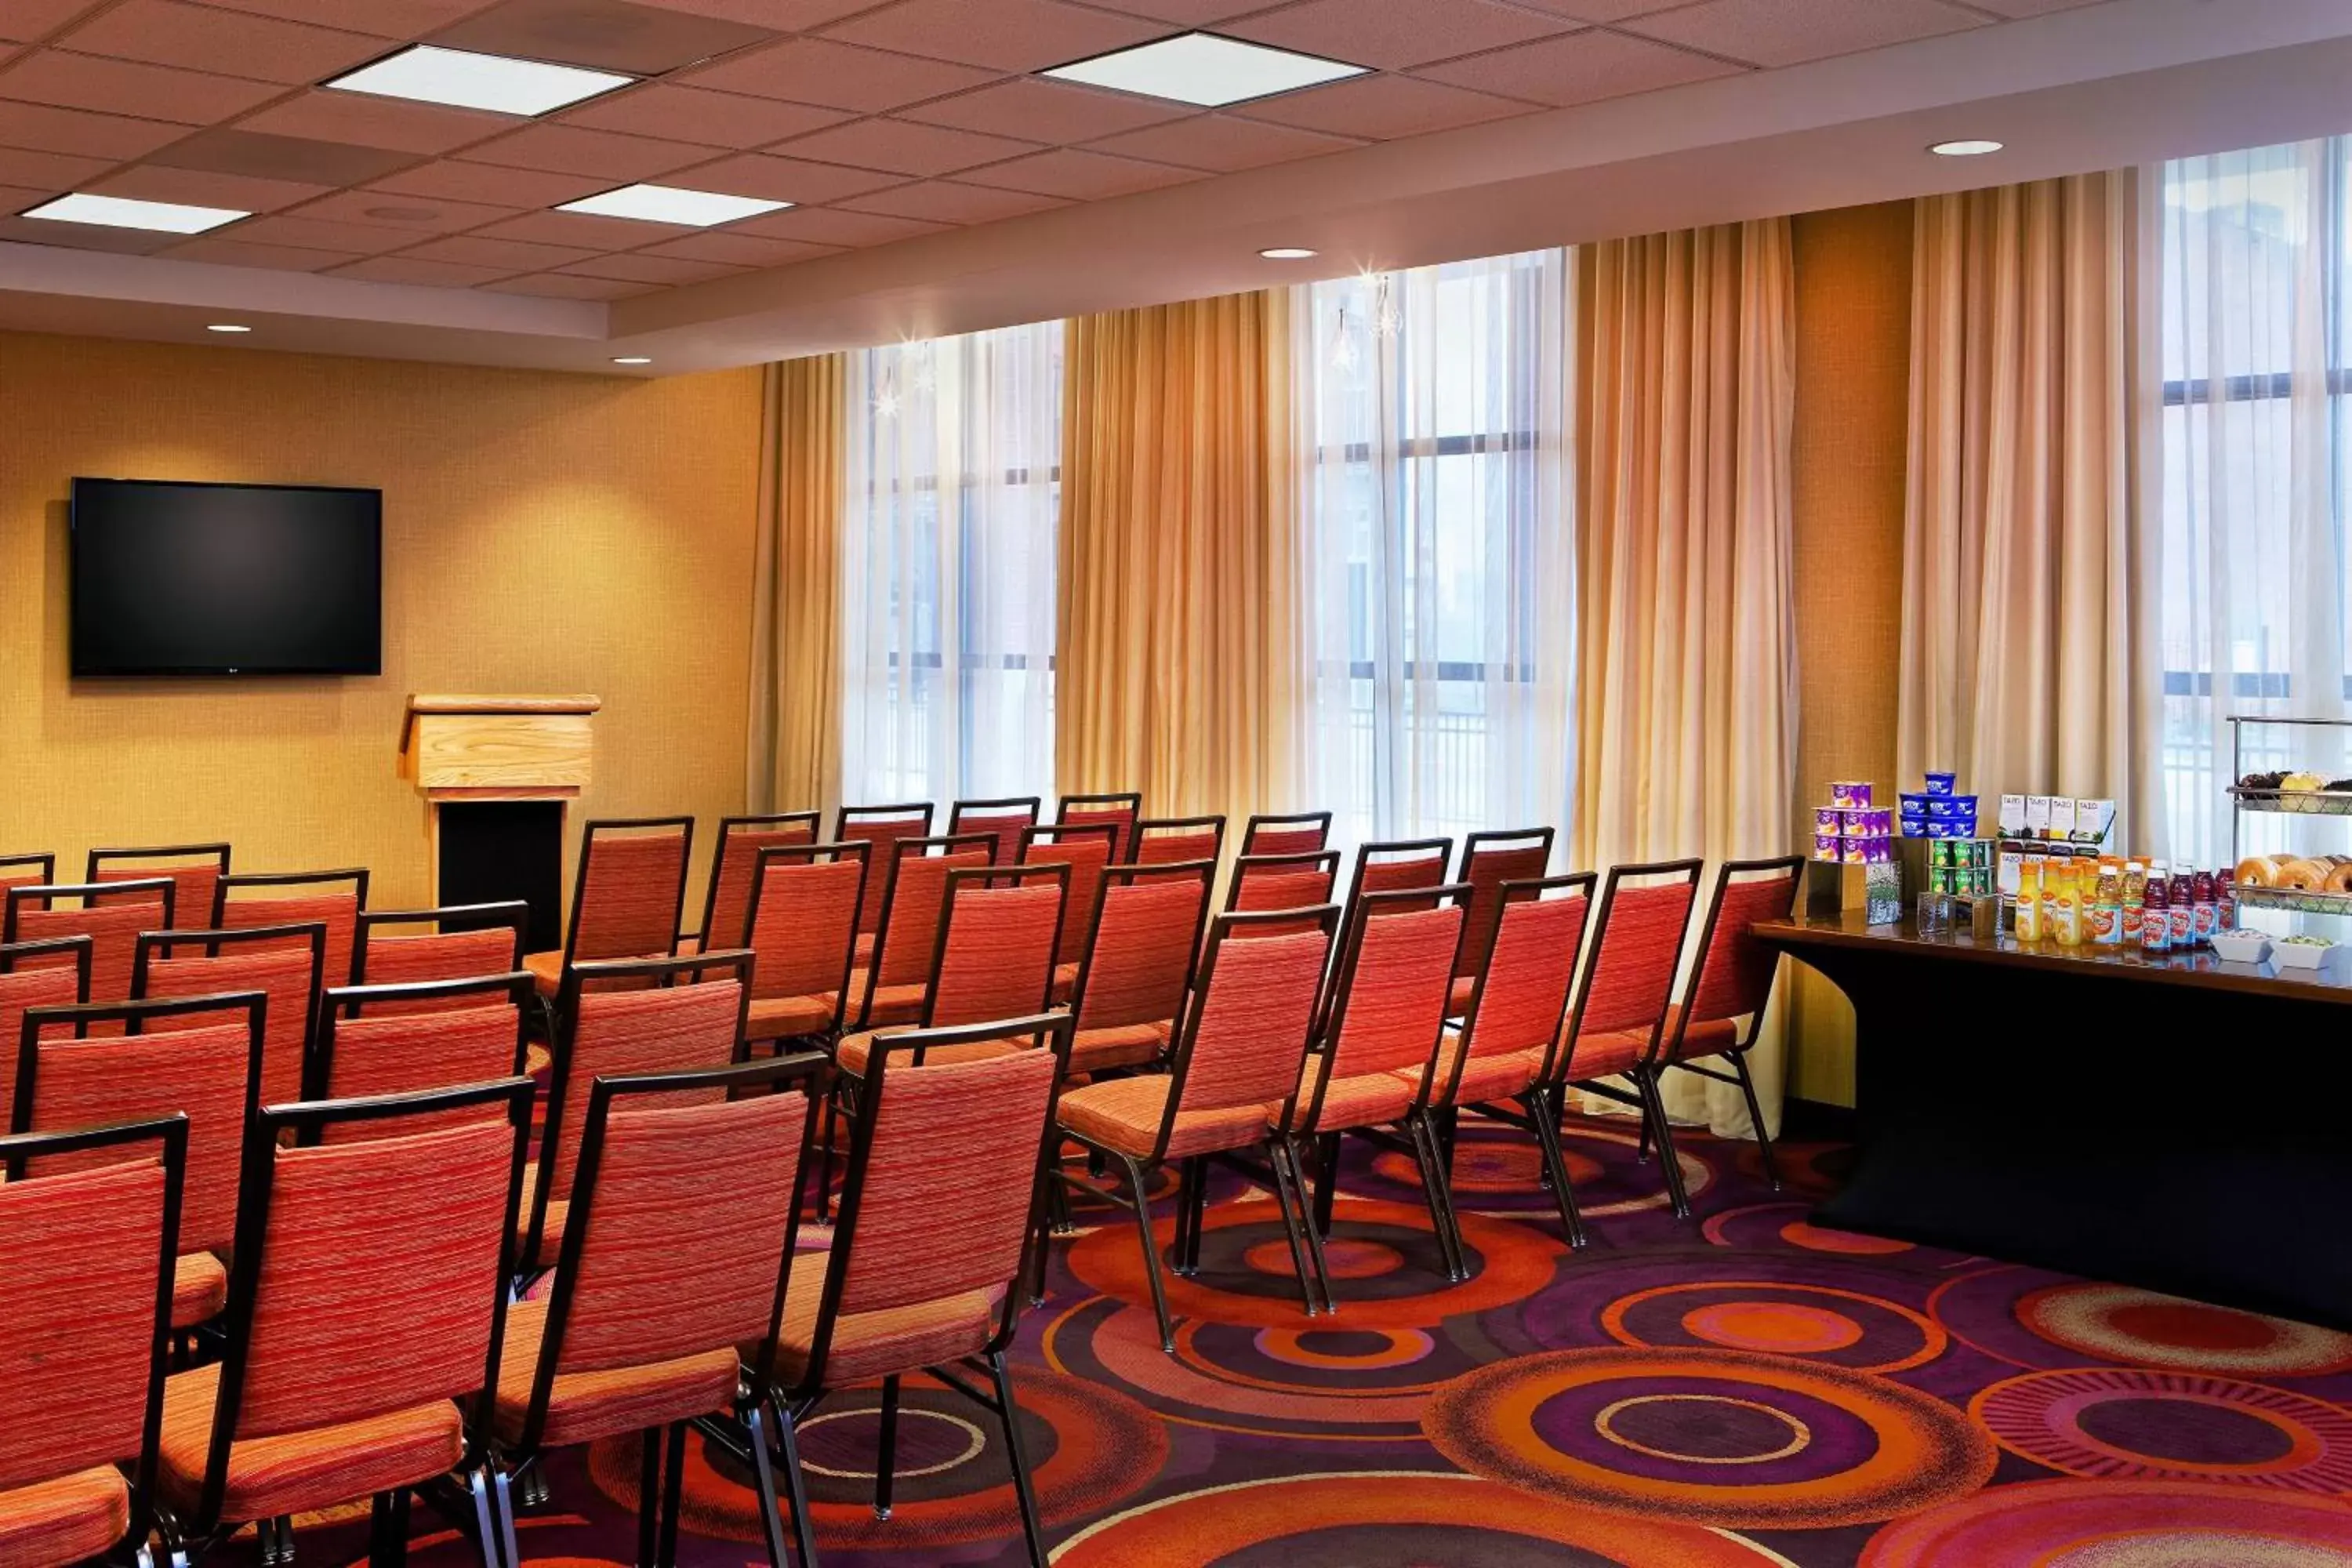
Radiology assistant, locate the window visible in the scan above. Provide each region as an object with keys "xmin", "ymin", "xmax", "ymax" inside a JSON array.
[
  {"xmin": 1295, "ymin": 252, "xmax": 1575, "ymax": 849},
  {"xmin": 2158, "ymin": 139, "xmax": 2352, "ymax": 866},
  {"xmin": 840, "ymin": 322, "xmax": 1061, "ymax": 807}
]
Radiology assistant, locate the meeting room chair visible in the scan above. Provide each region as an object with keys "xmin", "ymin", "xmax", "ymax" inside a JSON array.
[
  {"xmin": 1062, "ymin": 861, "xmax": 1214, "ymax": 1078},
  {"xmin": 88, "ymin": 844, "xmax": 231, "ymax": 931},
  {"xmin": 844, "ymin": 833, "xmax": 996, "ymax": 1033},
  {"xmin": 353, "ymin": 903, "xmax": 530, "ymax": 1001},
  {"xmin": 1334, "ymin": 838, "xmax": 1452, "ymax": 964},
  {"xmin": 833, "ymin": 804, "xmax": 937, "ymax": 965},
  {"xmin": 684, "ymin": 812, "xmax": 819, "ymax": 954},
  {"xmin": 1451, "ymin": 829, "xmax": 1556, "ymax": 1015},
  {"xmin": 212, "ymin": 869, "xmax": 370, "ymax": 988},
  {"xmin": 522, "ymin": 816, "xmax": 695, "ymax": 1013},
  {"xmin": 0, "ymin": 935, "xmax": 90, "ymax": 1138},
  {"xmin": 5, "ymin": 879, "xmax": 176, "ymax": 1015},
  {"xmin": 948, "ymin": 797, "xmax": 1042, "ymax": 867},
  {"xmin": 1131, "ymin": 815, "xmax": 1225, "ymax": 867},
  {"xmin": 0, "ymin": 851, "xmax": 56, "ymax": 902},
  {"xmin": 1055, "ymin": 791, "xmax": 1142, "ymax": 862},
  {"xmin": 0, "ymin": 1113, "xmax": 186, "ymax": 1568},
  {"xmin": 1655, "ymin": 855, "xmax": 1806, "ymax": 1189},
  {"xmin": 1240, "ymin": 811, "xmax": 1332, "ymax": 858},
  {"xmin": 304, "ymin": 972, "xmax": 535, "ymax": 1140},
  {"xmin": 133, "ymin": 922, "xmax": 325, "ymax": 1109},
  {"xmin": 1225, "ymin": 851, "xmax": 1341, "ymax": 920},
  {"xmin": 740, "ymin": 842, "xmax": 868, "ymax": 1056},
  {"xmin": 1017, "ymin": 822, "xmax": 1117, "ymax": 1003}
]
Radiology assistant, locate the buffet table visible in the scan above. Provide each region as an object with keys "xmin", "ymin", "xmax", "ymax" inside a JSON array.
[{"xmin": 1759, "ymin": 913, "xmax": 2352, "ymax": 1329}]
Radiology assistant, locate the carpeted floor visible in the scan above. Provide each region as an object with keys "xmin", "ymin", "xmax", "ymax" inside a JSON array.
[{"xmin": 296, "ymin": 1111, "xmax": 2352, "ymax": 1566}]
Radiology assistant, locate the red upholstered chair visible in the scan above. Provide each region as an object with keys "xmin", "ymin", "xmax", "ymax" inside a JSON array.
[
  {"xmin": 1133, "ymin": 815, "xmax": 1225, "ymax": 867},
  {"xmin": 155, "ymin": 1078, "xmax": 531, "ymax": 1568},
  {"xmin": 742, "ymin": 843, "xmax": 868, "ymax": 1054},
  {"xmin": 212, "ymin": 869, "xmax": 369, "ymax": 989},
  {"xmin": 13, "ymin": 992, "xmax": 265, "ymax": 1334},
  {"xmin": 759, "ymin": 1016, "xmax": 1073, "ymax": 1568},
  {"xmin": 1552, "ymin": 858, "xmax": 1705, "ymax": 1218},
  {"xmin": 354, "ymin": 903, "xmax": 530, "ymax": 1004},
  {"xmin": 1408, "ymin": 873, "xmax": 1595, "ymax": 1248},
  {"xmin": 833, "ymin": 804, "xmax": 936, "ymax": 967},
  {"xmin": 488, "ymin": 1053, "xmax": 825, "ymax": 1568},
  {"xmin": 1334, "ymin": 838, "xmax": 1452, "ymax": 967},
  {"xmin": 835, "ymin": 862, "xmax": 1069, "ymax": 1079},
  {"xmin": 0, "ymin": 936, "xmax": 90, "ymax": 1140},
  {"xmin": 521, "ymin": 951, "xmax": 755, "ymax": 1277},
  {"xmin": 1018, "ymin": 822, "xmax": 1116, "ymax": 1004},
  {"xmin": 1241, "ymin": 811, "xmax": 1331, "ymax": 858},
  {"xmin": 0, "ymin": 1114, "xmax": 185, "ymax": 1568},
  {"xmin": 1657, "ymin": 856, "xmax": 1806, "ymax": 1189},
  {"xmin": 523, "ymin": 817, "xmax": 696, "ymax": 1004},
  {"xmin": 1279, "ymin": 887, "xmax": 1469, "ymax": 1301},
  {"xmin": 1062, "ymin": 862, "xmax": 1214, "ymax": 1078},
  {"xmin": 1058, "ymin": 908, "xmax": 1338, "ymax": 1349},
  {"xmin": 6, "ymin": 880, "xmax": 176, "ymax": 1014},
  {"xmin": 134, "ymin": 921, "xmax": 325, "ymax": 1110},
  {"xmin": 949, "ymin": 797, "xmax": 1042, "ymax": 869},
  {"xmin": 1225, "ymin": 851, "xmax": 1341, "ymax": 928},
  {"xmin": 687, "ymin": 812, "xmax": 819, "ymax": 954},
  {"xmin": 0, "ymin": 851, "xmax": 56, "ymax": 905},
  {"xmin": 305, "ymin": 973, "xmax": 535, "ymax": 1143},
  {"xmin": 1055, "ymin": 791, "xmax": 1142, "ymax": 863},
  {"xmin": 88, "ymin": 844, "xmax": 230, "ymax": 931},
  {"xmin": 844, "ymin": 834, "xmax": 994, "ymax": 1033},
  {"xmin": 1451, "ymin": 829, "xmax": 1555, "ymax": 1015}
]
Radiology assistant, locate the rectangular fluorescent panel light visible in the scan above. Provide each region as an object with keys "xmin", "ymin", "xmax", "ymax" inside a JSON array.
[
  {"xmin": 20, "ymin": 192, "xmax": 248, "ymax": 234},
  {"xmin": 558, "ymin": 183, "xmax": 791, "ymax": 227},
  {"xmin": 325, "ymin": 44, "xmax": 632, "ymax": 116},
  {"xmin": 1043, "ymin": 32, "xmax": 1365, "ymax": 107}
]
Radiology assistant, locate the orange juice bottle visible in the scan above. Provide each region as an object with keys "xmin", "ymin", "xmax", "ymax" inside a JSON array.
[
  {"xmin": 2015, "ymin": 858, "xmax": 2045, "ymax": 941},
  {"xmin": 2052, "ymin": 859, "xmax": 2085, "ymax": 946}
]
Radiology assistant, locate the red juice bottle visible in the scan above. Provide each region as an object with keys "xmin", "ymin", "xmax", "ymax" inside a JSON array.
[
  {"xmin": 2216, "ymin": 867, "xmax": 2237, "ymax": 931},
  {"xmin": 2140, "ymin": 870, "xmax": 2170, "ymax": 953},
  {"xmin": 2168, "ymin": 870, "xmax": 2195, "ymax": 949},
  {"xmin": 2191, "ymin": 869, "xmax": 2219, "ymax": 946}
]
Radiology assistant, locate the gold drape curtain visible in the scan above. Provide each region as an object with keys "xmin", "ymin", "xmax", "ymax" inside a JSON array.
[
  {"xmin": 1897, "ymin": 172, "xmax": 2164, "ymax": 844},
  {"xmin": 1575, "ymin": 219, "xmax": 1801, "ymax": 1138},
  {"xmin": 745, "ymin": 354, "xmax": 846, "ymax": 818},
  {"xmin": 1056, "ymin": 290, "xmax": 1305, "ymax": 826}
]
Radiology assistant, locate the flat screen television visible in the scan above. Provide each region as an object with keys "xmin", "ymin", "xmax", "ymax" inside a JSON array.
[{"xmin": 71, "ymin": 477, "xmax": 383, "ymax": 677}]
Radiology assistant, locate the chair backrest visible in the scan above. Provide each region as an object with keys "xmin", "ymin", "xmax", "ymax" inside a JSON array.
[
  {"xmin": 790, "ymin": 1015, "xmax": 1069, "ymax": 1393},
  {"xmin": 0, "ymin": 851, "xmax": 56, "ymax": 903},
  {"xmin": 1055, "ymin": 792, "xmax": 1142, "ymax": 863},
  {"xmin": 0, "ymin": 1113, "xmax": 184, "ymax": 1553},
  {"xmin": 1017, "ymin": 822, "xmax": 1116, "ymax": 970},
  {"xmin": 1163, "ymin": 908, "xmax": 1339, "ymax": 1142},
  {"xmin": 188, "ymin": 1080, "xmax": 532, "ymax": 1531},
  {"xmin": 833, "ymin": 804, "xmax": 937, "ymax": 937},
  {"xmin": 353, "ymin": 902, "xmax": 530, "ymax": 1006},
  {"xmin": 1340, "ymin": 838, "xmax": 1453, "ymax": 949},
  {"xmin": 745, "ymin": 844, "xmax": 868, "ymax": 1008},
  {"xmin": 927, "ymin": 864, "xmax": 1068, "ymax": 1028},
  {"xmin": 697, "ymin": 813, "xmax": 819, "ymax": 951},
  {"xmin": 1241, "ymin": 811, "xmax": 1332, "ymax": 858},
  {"xmin": 564, "ymin": 817, "xmax": 695, "ymax": 966},
  {"xmin": 1302, "ymin": 887, "xmax": 1467, "ymax": 1112},
  {"xmin": 89, "ymin": 844, "xmax": 230, "ymax": 929},
  {"xmin": 948, "ymin": 797, "xmax": 1041, "ymax": 869},
  {"xmin": 520, "ymin": 1054, "xmax": 822, "ymax": 1451},
  {"xmin": 1455, "ymin": 829, "xmax": 1556, "ymax": 981},
  {"xmin": 15, "ymin": 993, "xmax": 266, "ymax": 1256},
  {"xmin": 863, "ymin": 834, "xmax": 995, "ymax": 1000},
  {"xmin": 1133, "ymin": 815, "xmax": 1225, "ymax": 867},
  {"xmin": 0, "ymin": 936, "xmax": 90, "ymax": 1136},
  {"xmin": 1558, "ymin": 858, "xmax": 1704, "ymax": 1076},
  {"xmin": 135, "ymin": 922, "xmax": 325, "ymax": 1108},
  {"xmin": 1070, "ymin": 862, "xmax": 1214, "ymax": 1033},
  {"xmin": 6, "ymin": 880, "xmax": 176, "ymax": 1009},
  {"xmin": 306, "ymin": 973, "xmax": 534, "ymax": 1143},
  {"xmin": 1226, "ymin": 851, "xmax": 1341, "ymax": 920},
  {"xmin": 212, "ymin": 869, "xmax": 370, "ymax": 989},
  {"xmin": 1667, "ymin": 855, "xmax": 1806, "ymax": 1057},
  {"xmin": 1451, "ymin": 873, "xmax": 1594, "ymax": 1096}
]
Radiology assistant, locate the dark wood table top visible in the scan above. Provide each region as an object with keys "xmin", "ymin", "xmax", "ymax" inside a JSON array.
[{"xmin": 1755, "ymin": 913, "xmax": 2352, "ymax": 1003}]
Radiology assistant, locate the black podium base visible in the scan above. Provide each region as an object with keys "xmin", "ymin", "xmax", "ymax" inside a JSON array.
[{"xmin": 435, "ymin": 800, "xmax": 564, "ymax": 954}]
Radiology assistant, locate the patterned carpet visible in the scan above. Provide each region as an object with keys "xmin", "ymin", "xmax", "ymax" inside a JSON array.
[{"xmin": 300, "ymin": 1111, "xmax": 2352, "ymax": 1566}]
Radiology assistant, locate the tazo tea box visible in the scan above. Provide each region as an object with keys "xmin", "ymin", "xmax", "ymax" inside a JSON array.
[
  {"xmin": 1999, "ymin": 794, "xmax": 2027, "ymax": 837},
  {"xmin": 2025, "ymin": 795, "xmax": 2053, "ymax": 838},
  {"xmin": 2046, "ymin": 797, "xmax": 2077, "ymax": 841},
  {"xmin": 2072, "ymin": 798, "xmax": 2116, "ymax": 844}
]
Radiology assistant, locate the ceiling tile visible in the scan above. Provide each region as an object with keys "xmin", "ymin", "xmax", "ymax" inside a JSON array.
[
  {"xmin": 560, "ymin": 83, "xmax": 847, "ymax": 147},
  {"xmin": 0, "ymin": 208, "xmax": 182, "ymax": 251},
  {"xmin": 194, "ymin": 0, "xmax": 504, "ymax": 37},
  {"xmin": 0, "ymin": 0, "xmax": 106, "ymax": 45},
  {"xmin": 1234, "ymin": 73, "xmax": 1534, "ymax": 139},
  {"xmin": 1229, "ymin": 0, "xmax": 1570, "ymax": 70},
  {"xmin": 227, "ymin": 212, "xmax": 423, "ymax": 252},
  {"xmin": 821, "ymin": 0, "xmax": 1167, "ymax": 73},
  {"xmin": 1416, "ymin": 29, "xmax": 1743, "ymax": 105},
  {"xmin": 959, "ymin": 146, "xmax": 1200, "ymax": 200},
  {"xmin": 734, "ymin": 203, "xmax": 943, "ymax": 245},
  {"xmin": 664, "ymin": 150, "xmax": 903, "ymax": 204},
  {"xmin": 366, "ymin": 158, "xmax": 608, "ymax": 206},
  {"xmin": 839, "ymin": 178, "xmax": 1065, "ymax": 223},
  {"xmin": 768, "ymin": 117, "xmax": 1037, "ymax": 176},
  {"xmin": 640, "ymin": 228, "xmax": 837, "ymax": 264},
  {"xmin": 558, "ymin": 249, "xmax": 743, "ymax": 283},
  {"xmin": 0, "ymin": 140, "xmax": 110, "ymax": 190},
  {"xmin": 1083, "ymin": 111, "xmax": 1359, "ymax": 172},
  {"xmin": 89, "ymin": 163, "xmax": 333, "ymax": 212},
  {"xmin": 903, "ymin": 77, "xmax": 1188, "ymax": 142},
  {"xmin": 481, "ymin": 270, "xmax": 652, "ymax": 299},
  {"xmin": 0, "ymin": 49, "xmax": 282, "ymax": 125},
  {"xmin": 59, "ymin": 1, "xmax": 384, "ymax": 85},
  {"xmin": 230, "ymin": 90, "xmax": 511, "ymax": 154},
  {"xmin": 0, "ymin": 98, "xmax": 184, "ymax": 159},
  {"xmin": 454, "ymin": 122, "xmax": 712, "ymax": 179},
  {"xmin": 472, "ymin": 207, "xmax": 695, "ymax": 246},
  {"xmin": 148, "ymin": 127, "xmax": 419, "ymax": 185},
  {"xmin": 401, "ymin": 232, "xmax": 601, "ymax": 268},
  {"xmin": 289, "ymin": 186, "xmax": 518, "ymax": 231},
  {"xmin": 628, "ymin": 0, "xmax": 888, "ymax": 21},
  {"xmin": 1962, "ymin": 0, "xmax": 2107, "ymax": 13},
  {"xmin": 331, "ymin": 252, "xmax": 520, "ymax": 285},
  {"xmin": 1503, "ymin": 0, "xmax": 1689, "ymax": 18},
  {"xmin": 681, "ymin": 38, "xmax": 1000, "ymax": 114},
  {"xmin": 1047, "ymin": 0, "xmax": 1263, "ymax": 21},
  {"xmin": 430, "ymin": 0, "xmax": 778, "ymax": 74},
  {"xmin": 1621, "ymin": 0, "xmax": 1987, "ymax": 67},
  {"xmin": 162, "ymin": 234, "xmax": 361, "ymax": 269}
]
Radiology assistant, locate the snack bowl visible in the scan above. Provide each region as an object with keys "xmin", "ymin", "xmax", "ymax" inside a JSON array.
[
  {"xmin": 2209, "ymin": 928, "xmax": 2272, "ymax": 965},
  {"xmin": 2274, "ymin": 935, "xmax": 2347, "ymax": 971}
]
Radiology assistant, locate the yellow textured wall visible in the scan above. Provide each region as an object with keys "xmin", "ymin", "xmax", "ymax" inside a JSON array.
[
  {"xmin": 0, "ymin": 332, "xmax": 763, "ymax": 910},
  {"xmin": 1785, "ymin": 201, "xmax": 1914, "ymax": 1106}
]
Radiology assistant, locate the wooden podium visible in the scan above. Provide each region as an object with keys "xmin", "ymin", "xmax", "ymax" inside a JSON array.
[{"xmin": 399, "ymin": 694, "xmax": 601, "ymax": 953}]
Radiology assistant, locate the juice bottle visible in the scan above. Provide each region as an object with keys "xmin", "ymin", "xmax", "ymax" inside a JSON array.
[
  {"xmin": 2216, "ymin": 867, "xmax": 2237, "ymax": 931},
  {"xmin": 2191, "ymin": 869, "xmax": 2219, "ymax": 946},
  {"xmin": 2121, "ymin": 858, "xmax": 2148, "ymax": 945},
  {"xmin": 2052, "ymin": 859, "xmax": 2085, "ymax": 946},
  {"xmin": 2015, "ymin": 858, "xmax": 2045, "ymax": 942},
  {"xmin": 2140, "ymin": 866, "xmax": 2169, "ymax": 953},
  {"xmin": 2042, "ymin": 855, "xmax": 2069, "ymax": 938},
  {"xmin": 2090, "ymin": 857, "xmax": 2122, "ymax": 945},
  {"xmin": 2168, "ymin": 869, "xmax": 2195, "ymax": 949}
]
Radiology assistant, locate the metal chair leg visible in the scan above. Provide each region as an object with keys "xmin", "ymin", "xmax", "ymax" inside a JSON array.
[
  {"xmin": 1261, "ymin": 1135, "xmax": 1320, "ymax": 1317},
  {"xmin": 1312, "ymin": 1132, "xmax": 1341, "ymax": 1240},
  {"xmin": 744, "ymin": 1403, "xmax": 800, "ymax": 1568},
  {"xmin": 1729, "ymin": 1051, "xmax": 1782, "ymax": 1191},
  {"xmin": 1169, "ymin": 1159, "xmax": 1198, "ymax": 1277},
  {"xmin": 1524, "ymin": 1089, "xmax": 1589, "ymax": 1250},
  {"xmin": 635, "ymin": 1428, "xmax": 661, "ymax": 1568},
  {"xmin": 367, "ymin": 1490, "xmax": 407, "ymax": 1568},
  {"xmin": 492, "ymin": 1470, "xmax": 522, "ymax": 1568},
  {"xmin": 466, "ymin": 1469, "xmax": 501, "ymax": 1568},
  {"xmin": 874, "ymin": 1376, "xmax": 899, "ymax": 1520},
  {"xmin": 988, "ymin": 1352, "xmax": 1051, "ymax": 1568},
  {"xmin": 1636, "ymin": 1069, "xmax": 1692, "ymax": 1218},
  {"xmin": 657, "ymin": 1423, "xmax": 686, "ymax": 1568},
  {"xmin": 1285, "ymin": 1134, "xmax": 1336, "ymax": 1316},
  {"xmin": 1406, "ymin": 1112, "xmax": 1468, "ymax": 1283},
  {"xmin": 771, "ymin": 1400, "xmax": 823, "ymax": 1568},
  {"xmin": 1184, "ymin": 1157, "xmax": 1210, "ymax": 1274},
  {"xmin": 1119, "ymin": 1152, "xmax": 1176, "ymax": 1352}
]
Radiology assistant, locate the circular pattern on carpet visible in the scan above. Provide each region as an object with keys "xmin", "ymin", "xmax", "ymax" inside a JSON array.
[
  {"xmin": 2017, "ymin": 1283, "xmax": 2352, "ymax": 1378},
  {"xmin": 1363, "ymin": 1116, "xmax": 1714, "ymax": 1220},
  {"xmin": 1971, "ymin": 1368, "xmax": 2352, "ymax": 1491},
  {"xmin": 1859, "ymin": 1476, "xmax": 2352, "ymax": 1565},
  {"xmin": 1700, "ymin": 1204, "xmax": 1917, "ymax": 1256},
  {"xmin": 1049, "ymin": 1471, "xmax": 1797, "ymax": 1566},
  {"xmin": 1599, "ymin": 1279, "xmax": 1947, "ymax": 1374},
  {"xmin": 1422, "ymin": 1346, "xmax": 1996, "ymax": 1528}
]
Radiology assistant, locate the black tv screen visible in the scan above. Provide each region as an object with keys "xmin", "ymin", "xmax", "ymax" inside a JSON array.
[{"xmin": 71, "ymin": 478, "xmax": 382, "ymax": 677}]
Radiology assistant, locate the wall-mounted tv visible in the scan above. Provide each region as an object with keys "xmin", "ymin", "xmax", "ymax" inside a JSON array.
[{"xmin": 71, "ymin": 478, "xmax": 383, "ymax": 677}]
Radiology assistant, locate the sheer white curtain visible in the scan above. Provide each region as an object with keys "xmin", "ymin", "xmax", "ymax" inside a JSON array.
[
  {"xmin": 1294, "ymin": 251, "xmax": 1576, "ymax": 853},
  {"xmin": 2158, "ymin": 140, "xmax": 2351, "ymax": 868},
  {"xmin": 841, "ymin": 323, "xmax": 1061, "ymax": 807}
]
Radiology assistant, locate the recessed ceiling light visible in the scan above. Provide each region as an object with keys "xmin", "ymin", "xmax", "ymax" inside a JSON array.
[
  {"xmin": 1043, "ymin": 32, "xmax": 1365, "ymax": 108},
  {"xmin": 1260, "ymin": 246, "xmax": 1317, "ymax": 260},
  {"xmin": 21, "ymin": 192, "xmax": 247, "ymax": 234},
  {"xmin": 325, "ymin": 44, "xmax": 632, "ymax": 117},
  {"xmin": 1930, "ymin": 139, "xmax": 2004, "ymax": 157},
  {"xmin": 205, "ymin": 323, "xmax": 252, "ymax": 333},
  {"xmin": 559, "ymin": 184, "xmax": 791, "ymax": 227},
  {"xmin": 612, "ymin": 356, "xmax": 652, "ymax": 365}
]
